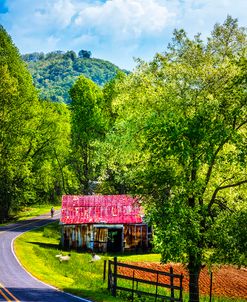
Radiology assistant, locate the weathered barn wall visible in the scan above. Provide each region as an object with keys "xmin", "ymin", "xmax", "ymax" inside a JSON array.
[
  {"xmin": 61, "ymin": 223, "xmax": 150, "ymax": 252},
  {"xmin": 124, "ymin": 224, "xmax": 148, "ymax": 250}
]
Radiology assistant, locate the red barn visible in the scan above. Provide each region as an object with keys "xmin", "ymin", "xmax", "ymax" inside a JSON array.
[{"xmin": 60, "ymin": 195, "xmax": 151, "ymax": 253}]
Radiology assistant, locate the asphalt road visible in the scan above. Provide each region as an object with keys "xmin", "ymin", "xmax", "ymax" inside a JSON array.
[{"xmin": 0, "ymin": 212, "xmax": 92, "ymax": 302}]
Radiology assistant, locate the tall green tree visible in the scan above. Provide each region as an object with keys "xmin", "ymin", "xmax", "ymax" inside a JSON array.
[
  {"xmin": 69, "ymin": 75, "xmax": 105, "ymax": 194},
  {"xmin": 108, "ymin": 16, "xmax": 247, "ymax": 302},
  {"xmin": 0, "ymin": 26, "xmax": 72, "ymax": 220},
  {"xmin": 29, "ymin": 101, "xmax": 72, "ymax": 204},
  {"xmin": 98, "ymin": 71, "xmax": 134, "ymax": 194},
  {"xmin": 0, "ymin": 25, "xmax": 41, "ymax": 220}
]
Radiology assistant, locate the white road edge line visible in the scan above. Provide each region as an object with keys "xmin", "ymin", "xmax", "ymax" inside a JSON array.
[{"xmin": 10, "ymin": 219, "xmax": 93, "ymax": 302}]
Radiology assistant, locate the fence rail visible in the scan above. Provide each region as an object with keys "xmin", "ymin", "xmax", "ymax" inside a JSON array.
[{"xmin": 105, "ymin": 257, "xmax": 183, "ymax": 302}]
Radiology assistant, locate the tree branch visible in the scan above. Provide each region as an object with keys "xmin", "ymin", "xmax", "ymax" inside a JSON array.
[
  {"xmin": 202, "ymin": 137, "xmax": 229, "ymax": 196},
  {"xmin": 236, "ymin": 119, "xmax": 247, "ymax": 130},
  {"xmin": 208, "ymin": 179, "xmax": 247, "ymax": 214},
  {"xmin": 202, "ymin": 118, "xmax": 247, "ymax": 197},
  {"xmin": 214, "ymin": 198, "xmax": 234, "ymax": 212}
]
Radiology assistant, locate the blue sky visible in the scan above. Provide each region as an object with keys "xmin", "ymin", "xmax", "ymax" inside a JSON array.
[{"xmin": 0, "ymin": 0, "xmax": 246, "ymax": 70}]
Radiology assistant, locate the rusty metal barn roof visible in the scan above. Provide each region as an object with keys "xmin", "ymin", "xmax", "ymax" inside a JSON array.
[{"xmin": 60, "ymin": 195, "xmax": 144, "ymax": 224}]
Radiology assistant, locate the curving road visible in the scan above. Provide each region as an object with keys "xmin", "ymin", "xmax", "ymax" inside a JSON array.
[{"xmin": 0, "ymin": 212, "xmax": 92, "ymax": 302}]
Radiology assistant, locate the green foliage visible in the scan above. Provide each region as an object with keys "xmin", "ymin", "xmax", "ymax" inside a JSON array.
[
  {"xmin": 96, "ymin": 71, "xmax": 135, "ymax": 195},
  {"xmin": 78, "ymin": 49, "xmax": 92, "ymax": 59},
  {"xmin": 69, "ymin": 76, "xmax": 106, "ymax": 194},
  {"xmin": 70, "ymin": 76, "xmax": 104, "ymax": 142},
  {"xmin": 0, "ymin": 25, "xmax": 40, "ymax": 220},
  {"xmin": 30, "ymin": 100, "xmax": 73, "ymax": 203},
  {"xmin": 105, "ymin": 16, "xmax": 247, "ymax": 302},
  {"xmin": 0, "ymin": 26, "xmax": 73, "ymax": 221},
  {"xmin": 22, "ymin": 50, "xmax": 125, "ymax": 103},
  {"xmin": 211, "ymin": 205, "xmax": 247, "ymax": 266}
]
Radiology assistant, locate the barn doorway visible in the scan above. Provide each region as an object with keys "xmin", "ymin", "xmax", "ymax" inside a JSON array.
[{"xmin": 107, "ymin": 228, "xmax": 122, "ymax": 252}]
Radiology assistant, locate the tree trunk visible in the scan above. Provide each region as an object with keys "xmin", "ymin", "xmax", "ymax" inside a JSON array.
[
  {"xmin": 188, "ymin": 260, "xmax": 201, "ymax": 302},
  {"xmin": 0, "ymin": 201, "xmax": 10, "ymax": 223}
]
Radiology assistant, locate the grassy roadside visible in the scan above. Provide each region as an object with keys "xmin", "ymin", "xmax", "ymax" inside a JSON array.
[
  {"xmin": 14, "ymin": 222, "xmax": 246, "ymax": 302},
  {"xmin": 14, "ymin": 205, "xmax": 60, "ymax": 221},
  {"xmin": 0, "ymin": 205, "xmax": 60, "ymax": 226},
  {"xmin": 14, "ymin": 222, "xmax": 161, "ymax": 302},
  {"xmin": 14, "ymin": 222, "xmax": 121, "ymax": 302},
  {"xmin": 0, "ymin": 204, "xmax": 61, "ymax": 226}
]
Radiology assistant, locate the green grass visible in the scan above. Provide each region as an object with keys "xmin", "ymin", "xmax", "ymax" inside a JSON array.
[
  {"xmin": 15, "ymin": 205, "xmax": 60, "ymax": 221},
  {"xmin": 14, "ymin": 222, "xmax": 246, "ymax": 302},
  {"xmin": 14, "ymin": 222, "xmax": 119, "ymax": 302},
  {"xmin": 0, "ymin": 205, "xmax": 60, "ymax": 226},
  {"xmin": 117, "ymin": 253, "xmax": 161, "ymax": 263}
]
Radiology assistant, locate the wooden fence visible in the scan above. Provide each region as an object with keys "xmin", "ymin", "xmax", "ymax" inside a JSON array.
[{"xmin": 104, "ymin": 257, "xmax": 183, "ymax": 302}]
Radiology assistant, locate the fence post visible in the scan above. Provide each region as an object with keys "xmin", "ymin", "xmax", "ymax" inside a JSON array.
[
  {"xmin": 155, "ymin": 272, "xmax": 159, "ymax": 302},
  {"xmin": 132, "ymin": 271, "xmax": 135, "ymax": 302},
  {"xmin": 112, "ymin": 256, "xmax": 117, "ymax": 297},
  {"xmin": 103, "ymin": 260, "xmax": 107, "ymax": 282},
  {"xmin": 107, "ymin": 260, "xmax": 111, "ymax": 291},
  {"xmin": 179, "ymin": 273, "xmax": 183, "ymax": 302},
  {"xmin": 209, "ymin": 271, "xmax": 213, "ymax": 302},
  {"xmin": 170, "ymin": 267, "xmax": 174, "ymax": 300}
]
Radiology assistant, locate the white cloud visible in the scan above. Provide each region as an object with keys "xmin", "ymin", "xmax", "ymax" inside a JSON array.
[
  {"xmin": 34, "ymin": 0, "xmax": 76, "ymax": 28},
  {"xmin": 1, "ymin": 0, "xmax": 246, "ymax": 70},
  {"xmin": 74, "ymin": 0, "xmax": 175, "ymax": 41},
  {"xmin": 4, "ymin": 0, "xmax": 76, "ymax": 31},
  {"xmin": 167, "ymin": 0, "xmax": 247, "ymax": 38}
]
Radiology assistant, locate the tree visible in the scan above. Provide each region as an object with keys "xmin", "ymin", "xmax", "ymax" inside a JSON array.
[
  {"xmin": 78, "ymin": 49, "xmax": 92, "ymax": 59},
  {"xmin": 69, "ymin": 75, "xmax": 105, "ymax": 194},
  {"xmin": 108, "ymin": 16, "xmax": 247, "ymax": 302},
  {"xmin": 97, "ymin": 71, "xmax": 133, "ymax": 194},
  {"xmin": 64, "ymin": 50, "xmax": 77, "ymax": 61},
  {"xmin": 21, "ymin": 52, "xmax": 45, "ymax": 62},
  {"xmin": 0, "ymin": 26, "xmax": 72, "ymax": 221},
  {"xmin": 0, "ymin": 25, "xmax": 43, "ymax": 220},
  {"xmin": 29, "ymin": 101, "xmax": 72, "ymax": 204},
  {"xmin": 23, "ymin": 51, "xmax": 123, "ymax": 103}
]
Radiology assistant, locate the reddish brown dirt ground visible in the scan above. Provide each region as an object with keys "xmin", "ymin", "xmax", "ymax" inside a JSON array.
[{"xmin": 118, "ymin": 262, "xmax": 247, "ymax": 300}]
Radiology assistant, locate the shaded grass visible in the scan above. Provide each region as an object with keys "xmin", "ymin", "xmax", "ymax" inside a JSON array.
[{"xmin": 14, "ymin": 222, "xmax": 246, "ymax": 302}]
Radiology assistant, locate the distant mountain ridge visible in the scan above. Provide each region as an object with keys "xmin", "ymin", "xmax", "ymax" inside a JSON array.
[{"xmin": 22, "ymin": 50, "xmax": 127, "ymax": 103}]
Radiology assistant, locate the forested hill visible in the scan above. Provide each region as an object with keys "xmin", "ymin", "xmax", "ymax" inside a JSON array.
[{"xmin": 22, "ymin": 50, "xmax": 127, "ymax": 103}]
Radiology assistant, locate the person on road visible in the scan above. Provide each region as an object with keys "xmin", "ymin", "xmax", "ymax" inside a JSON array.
[{"xmin": 50, "ymin": 207, "xmax": 55, "ymax": 218}]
